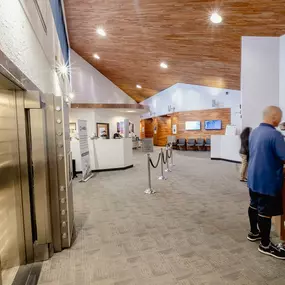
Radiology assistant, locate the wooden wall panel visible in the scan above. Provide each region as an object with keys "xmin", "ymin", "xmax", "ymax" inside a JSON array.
[
  {"xmin": 153, "ymin": 118, "xmax": 158, "ymax": 146},
  {"xmin": 140, "ymin": 120, "xmax": 145, "ymax": 139},
  {"xmin": 71, "ymin": 103, "xmax": 148, "ymax": 110},
  {"xmin": 156, "ymin": 116, "xmax": 171, "ymax": 146},
  {"xmin": 141, "ymin": 108, "xmax": 231, "ymax": 143},
  {"xmin": 174, "ymin": 108, "xmax": 230, "ymax": 139},
  {"xmin": 144, "ymin": 119, "xmax": 154, "ymax": 139}
]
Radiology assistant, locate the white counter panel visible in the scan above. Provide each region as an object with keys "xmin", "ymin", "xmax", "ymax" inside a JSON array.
[
  {"xmin": 71, "ymin": 138, "xmax": 133, "ymax": 172},
  {"xmin": 211, "ymin": 135, "xmax": 241, "ymax": 163},
  {"xmin": 94, "ymin": 138, "xmax": 133, "ymax": 170}
]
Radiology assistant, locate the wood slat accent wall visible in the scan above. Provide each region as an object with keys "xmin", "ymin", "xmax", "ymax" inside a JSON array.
[
  {"xmin": 174, "ymin": 108, "xmax": 230, "ymax": 139},
  {"xmin": 142, "ymin": 118, "xmax": 154, "ymax": 139},
  {"xmin": 140, "ymin": 120, "xmax": 145, "ymax": 139},
  {"xmin": 156, "ymin": 116, "xmax": 171, "ymax": 146},
  {"xmin": 140, "ymin": 108, "xmax": 231, "ymax": 144}
]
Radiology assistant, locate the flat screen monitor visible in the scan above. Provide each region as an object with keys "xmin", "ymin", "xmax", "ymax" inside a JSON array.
[
  {"xmin": 185, "ymin": 121, "xmax": 201, "ymax": 130},
  {"xmin": 204, "ymin": 120, "xmax": 222, "ymax": 130}
]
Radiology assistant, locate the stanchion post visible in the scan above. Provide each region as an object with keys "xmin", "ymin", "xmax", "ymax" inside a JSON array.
[
  {"xmin": 165, "ymin": 146, "xmax": 172, "ymax": 172},
  {"xmin": 158, "ymin": 148, "xmax": 167, "ymax": 180},
  {"xmin": 145, "ymin": 153, "xmax": 156, "ymax": 194},
  {"xmin": 170, "ymin": 145, "xmax": 175, "ymax": 167}
]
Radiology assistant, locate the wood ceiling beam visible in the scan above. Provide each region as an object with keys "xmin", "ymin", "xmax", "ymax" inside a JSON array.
[{"xmin": 71, "ymin": 103, "xmax": 149, "ymax": 110}]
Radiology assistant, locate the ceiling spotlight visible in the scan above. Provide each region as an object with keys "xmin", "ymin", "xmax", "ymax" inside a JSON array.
[
  {"xmin": 160, "ymin": 62, "xmax": 168, "ymax": 69},
  {"xmin": 136, "ymin": 84, "xmax": 142, "ymax": 89},
  {"xmin": 94, "ymin": 53, "xmax": 100, "ymax": 60},
  {"xmin": 55, "ymin": 61, "xmax": 71, "ymax": 77},
  {"xmin": 57, "ymin": 64, "xmax": 68, "ymax": 75},
  {"xmin": 96, "ymin": 28, "xmax": 106, "ymax": 37},
  {"xmin": 69, "ymin": 92, "xmax": 75, "ymax": 99},
  {"xmin": 210, "ymin": 12, "xmax": 222, "ymax": 24}
]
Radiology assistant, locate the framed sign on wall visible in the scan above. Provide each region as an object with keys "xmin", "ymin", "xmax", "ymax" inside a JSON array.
[
  {"xmin": 172, "ymin": 124, "xmax": 177, "ymax": 134},
  {"xmin": 154, "ymin": 126, "xmax": 157, "ymax": 134},
  {"xmin": 96, "ymin": 123, "xmax": 110, "ymax": 139}
]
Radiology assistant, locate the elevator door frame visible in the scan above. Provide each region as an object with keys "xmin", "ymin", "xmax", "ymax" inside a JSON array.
[
  {"xmin": 0, "ymin": 77, "xmax": 28, "ymax": 285},
  {"xmin": 0, "ymin": 75, "xmax": 53, "ymax": 285}
]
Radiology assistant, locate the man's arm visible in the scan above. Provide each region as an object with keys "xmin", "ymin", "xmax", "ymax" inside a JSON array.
[{"xmin": 274, "ymin": 133, "xmax": 285, "ymax": 162}]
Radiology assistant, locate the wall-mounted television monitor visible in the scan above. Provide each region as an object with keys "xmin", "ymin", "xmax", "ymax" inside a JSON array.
[
  {"xmin": 185, "ymin": 121, "xmax": 201, "ymax": 130},
  {"xmin": 204, "ymin": 120, "xmax": 222, "ymax": 130}
]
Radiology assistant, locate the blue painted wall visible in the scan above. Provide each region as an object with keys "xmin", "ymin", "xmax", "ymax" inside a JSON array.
[{"xmin": 50, "ymin": 0, "xmax": 69, "ymax": 64}]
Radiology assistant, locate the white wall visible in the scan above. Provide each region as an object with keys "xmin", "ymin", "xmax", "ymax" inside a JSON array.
[
  {"xmin": 241, "ymin": 37, "xmax": 280, "ymax": 129},
  {"xmin": 0, "ymin": 0, "xmax": 69, "ymax": 96},
  {"xmin": 70, "ymin": 109, "xmax": 141, "ymax": 138},
  {"xmin": 70, "ymin": 50, "xmax": 136, "ymax": 104},
  {"xmin": 280, "ymin": 35, "xmax": 285, "ymax": 118},
  {"xmin": 140, "ymin": 83, "xmax": 241, "ymax": 131},
  {"xmin": 70, "ymin": 108, "xmax": 140, "ymax": 170}
]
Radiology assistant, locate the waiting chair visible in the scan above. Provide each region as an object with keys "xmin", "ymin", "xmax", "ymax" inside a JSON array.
[
  {"xmin": 172, "ymin": 139, "xmax": 178, "ymax": 150},
  {"xmin": 205, "ymin": 138, "xmax": 211, "ymax": 151},
  {"xmin": 187, "ymin": 138, "xmax": 196, "ymax": 151},
  {"xmin": 177, "ymin": 138, "xmax": 186, "ymax": 150},
  {"xmin": 195, "ymin": 138, "xmax": 205, "ymax": 151}
]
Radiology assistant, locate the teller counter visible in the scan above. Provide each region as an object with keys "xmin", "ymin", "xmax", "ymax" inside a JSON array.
[
  {"xmin": 211, "ymin": 135, "xmax": 241, "ymax": 163},
  {"xmin": 71, "ymin": 138, "xmax": 133, "ymax": 172}
]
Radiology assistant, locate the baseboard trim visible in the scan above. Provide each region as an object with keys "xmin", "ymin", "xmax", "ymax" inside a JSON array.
[
  {"xmin": 211, "ymin": 158, "xmax": 241, "ymax": 164},
  {"xmin": 75, "ymin": 164, "xmax": 133, "ymax": 174}
]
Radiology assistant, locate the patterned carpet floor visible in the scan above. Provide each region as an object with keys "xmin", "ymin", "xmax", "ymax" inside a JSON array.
[{"xmin": 38, "ymin": 149, "xmax": 285, "ymax": 285}]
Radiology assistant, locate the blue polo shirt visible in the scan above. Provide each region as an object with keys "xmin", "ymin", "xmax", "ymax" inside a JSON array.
[{"xmin": 248, "ymin": 123, "xmax": 285, "ymax": 196}]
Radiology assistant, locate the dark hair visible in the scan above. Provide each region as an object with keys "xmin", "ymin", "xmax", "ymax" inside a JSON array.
[
  {"xmin": 240, "ymin": 127, "xmax": 252, "ymax": 140},
  {"xmin": 240, "ymin": 127, "xmax": 252, "ymax": 156}
]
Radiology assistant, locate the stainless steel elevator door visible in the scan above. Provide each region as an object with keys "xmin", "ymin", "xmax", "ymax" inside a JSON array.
[{"xmin": 0, "ymin": 89, "xmax": 25, "ymax": 270}]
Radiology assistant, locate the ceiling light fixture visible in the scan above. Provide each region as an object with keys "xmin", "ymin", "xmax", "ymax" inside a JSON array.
[
  {"xmin": 136, "ymin": 84, "xmax": 142, "ymax": 89},
  {"xmin": 96, "ymin": 27, "xmax": 106, "ymax": 37},
  {"xmin": 210, "ymin": 12, "xmax": 222, "ymax": 24},
  {"xmin": 55, "ymin": 61, "xmax": 71, "ymax": 77},
  {"xmin": 160, "ymin": 62, "xmax": 168, "ymax": 69},
  {"xmin": 94, "ymin": 53, "xmax": 100, "ymax": 60}
]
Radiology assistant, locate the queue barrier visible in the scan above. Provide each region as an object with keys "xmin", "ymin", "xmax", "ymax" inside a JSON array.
[{"xmin": 144, "ymin": 144, "xmax": 175, "ymax": 194}]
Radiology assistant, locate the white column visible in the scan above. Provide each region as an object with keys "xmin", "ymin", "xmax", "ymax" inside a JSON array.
[
  {"xmin": 279, "ymin": 35, "xmax": 285, "ymax": 119},
  {"xmin": 123, "ymin": 119, "xmax": 129, "ymax": 138},
  {"xmin": 241, "ymin": 36, "xmax": 280, "ymax": 129}
]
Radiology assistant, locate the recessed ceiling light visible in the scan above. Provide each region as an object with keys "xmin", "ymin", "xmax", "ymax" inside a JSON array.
[
  {"xmin": 210, "ymin": 12, "xmax": 222, "ymax": 24},
  {"xmin": 160, "ymin": 62, "xmax": 168, "ymax": 69},
  {"xmin": 136, "ymin": 84, "xmax": 142, "ymax": 89},
  {"xmin": 96, "ymin": 28, "xmax": 106, "ymax": 37},
  {"xmin": 127, "ymin": 110, "xmax": 136, "ymax": 113},
  {"xmin": 94, "ymin": 53, "xmax": 100, "ymax": 60}
]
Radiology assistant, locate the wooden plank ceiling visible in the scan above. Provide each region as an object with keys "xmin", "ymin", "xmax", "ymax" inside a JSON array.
[{"xmin": 64, "ymin": 0, "xmax": 285, "ymax": 102}]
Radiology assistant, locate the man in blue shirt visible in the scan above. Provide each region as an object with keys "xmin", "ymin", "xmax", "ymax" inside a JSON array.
[{"xmin": 247, "ymin": 106, "xmax": 285, "ymax": 259}]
